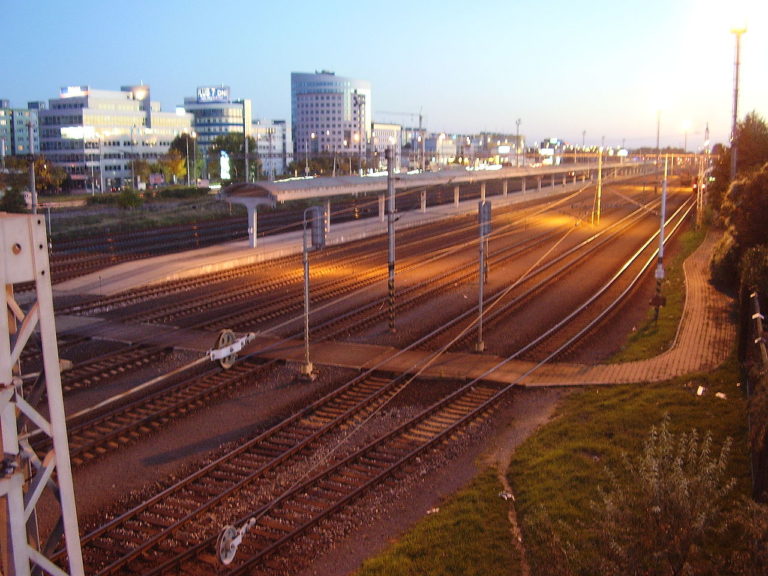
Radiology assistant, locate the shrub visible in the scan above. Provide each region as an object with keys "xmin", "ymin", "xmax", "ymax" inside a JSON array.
[
  {"xmin": 117, "ymin": 189, "xmax": 143, "ymax": 210},
  {"xmin": 710, "ymin": 231, "xmax": 740, "ymax": 290},
  {"xmin": 0, "ymin": 188, "xmax": 27, "ymax": 213},
  {"xmin": 156, "ymin": 186, "xmax": 209, "ymax": 200}
]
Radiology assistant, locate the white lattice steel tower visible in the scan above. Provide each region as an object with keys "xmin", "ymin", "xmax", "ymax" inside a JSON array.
[{"xmin": 1, "ymin": 213, "xmax": 83, "ymax": 575}]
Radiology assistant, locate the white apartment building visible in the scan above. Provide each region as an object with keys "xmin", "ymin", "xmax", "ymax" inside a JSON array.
[
  {"xmin": 39, "ymin": 85, "xmax": 192, "ymax": 190},
  {"xmin": 370, "ymin": 122, "xmax": 402, "ymax": 171},
  {"xmin": 252, "ymin": 119, "xmax": 293, "ymax": 181}
]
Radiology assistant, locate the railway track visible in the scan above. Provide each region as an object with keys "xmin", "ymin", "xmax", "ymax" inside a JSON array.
[
  {"xmin": 53, "ymin": 371, "xmax": 414, "ymax": 572},
  {"xmin": 58, "ymin": 344, "xmax": 173, "ymax": 394},
  {"xmin": 416, "ymin": 195, "xmax": 684, "ymax": 355},
  {"xmin": 50, "ymin": 184, "xmax": 697, "ymax": 575},
  {"xmin": 29, "ymin": 358, "xmax": 266, "ymax": 466}
]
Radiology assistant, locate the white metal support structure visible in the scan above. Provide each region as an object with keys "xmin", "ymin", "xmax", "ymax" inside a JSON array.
[{"xmin": 1, "ymin": 214, "xmax": 84, "ymax": 576}]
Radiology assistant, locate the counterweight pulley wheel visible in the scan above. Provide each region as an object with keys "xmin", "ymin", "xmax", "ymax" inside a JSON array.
[
  {"xmin": 217, "ymin": 525, "xmax": 238, "ymax": 565},
  {"xmin": 216, "ymin": 329, "xmax": 237, "ymax": 369}
]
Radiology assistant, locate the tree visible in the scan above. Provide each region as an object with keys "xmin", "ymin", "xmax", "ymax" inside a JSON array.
[
  {"xmin": 158, "ymin": 149, "xmax": 186, "ymax": 184},
  {"xmin": 710, "ymin": 112, "xmax": 768, "ymax": 212},
  {"xmin": 711, "ymin": 162, "xmax": 768, "ymax": 289},
  {"xmin": 721, "ymin": 163, "xmax": 768, "ymax": 252},
  {"xmin": 207, "ymin": 133, "xmax": 257, "ymax": 183},
  {"xmin": 35, "ymin": 157, "xmax": 67, "ymax": 194},
  {"xmin": 170, "ymin": 133, "xmax": 200, "ymax": 181},
  {"xmin": 132, "ymin": 159, "xmax": 152, "ymax": 187}
]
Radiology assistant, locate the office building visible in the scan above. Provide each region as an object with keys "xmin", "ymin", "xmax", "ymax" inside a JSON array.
[
  {"xmin": 39, "ymin": 85, "xmax": 192, "ymax": 190},
  {"xmin": 0, "ymin": 100, "xmax": 39, "ymax": 161},
  {"xmin": 182, "ymin": 86, "xmax": 252, "ymax": 176},
  {"xmin": 291, "ymin": 71, "xmax": 372, "ymax": 173}
]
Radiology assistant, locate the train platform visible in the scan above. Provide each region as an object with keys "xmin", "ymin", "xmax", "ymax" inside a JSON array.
[
  {"xmin": 54, "ymin": 230, "xmax": 735, "ymax": 387},
  {"xmin": 52, "ymin": 179, "xmax": 583, "ymax": 298}
]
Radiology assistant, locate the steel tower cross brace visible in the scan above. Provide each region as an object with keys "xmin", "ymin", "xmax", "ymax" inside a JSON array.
[{"xmin": 1, "ymin": 214, "xmax": 84, "ymax": 576}]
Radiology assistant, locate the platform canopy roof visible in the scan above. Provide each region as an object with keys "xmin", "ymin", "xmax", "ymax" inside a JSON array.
[{"xmin": 221, "ymin": 162, "xmax": 611, "ymax": 206}]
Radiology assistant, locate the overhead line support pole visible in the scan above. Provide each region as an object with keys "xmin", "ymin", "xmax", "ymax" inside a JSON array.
[{"xmin": 386, "ymin": 147, "xmax": 396, "ymax": 332}]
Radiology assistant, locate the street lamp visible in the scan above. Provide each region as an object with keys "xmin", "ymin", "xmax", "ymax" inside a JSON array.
[
  {"xmin": 192, "ymin": 131, "xmax": 197, "ymax": 186},
  {"xmin": 516, "ymin": 118, "xmax": 522, "ymax": 167},
  {"xmin": 184, "ymin": 132, "xmax": 190, "ymax": 186},
  {"xmin": 304, "ymin": 132, "xmax": 315, "ymax": 177},
  {"xmin": 730, "ymin": 26, "xmax": 747, "ymax": 181}
]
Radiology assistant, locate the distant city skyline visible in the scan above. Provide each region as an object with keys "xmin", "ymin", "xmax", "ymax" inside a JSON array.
[{"xmin": 3, "ymin": 0, "xmax": 766, "ymax": 150}]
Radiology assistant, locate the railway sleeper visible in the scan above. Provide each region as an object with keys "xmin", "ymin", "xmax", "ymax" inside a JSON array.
[
  {"xmin": 281, "ymin": 500, "xmax": 319, "ymax": 516},
  {"xmin": 248, "ymin": 524, "xmax": 283, "ymax": 541},
  {"xmin": 328, "ymin": 473, "xmax": 364, "ymax": 489},
  {"xmin": 316, "ymin": 478, "xmax": 350, "ymax": 494},
  {"xmin": 293, "ymin": 494, "xmax": 325, "ymax": 511},
  {"xmin": 341, "ymin": 467, "xmax": 373, "ymax": 482},
  {"xmin": 139, "ymin": 512, "xmax": 177, "ymax": 529}
]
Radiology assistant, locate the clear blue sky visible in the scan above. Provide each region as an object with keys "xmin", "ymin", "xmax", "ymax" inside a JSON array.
[{"xmin": 2, "ymin": 0, "xmax": 765, "ymax": 149}]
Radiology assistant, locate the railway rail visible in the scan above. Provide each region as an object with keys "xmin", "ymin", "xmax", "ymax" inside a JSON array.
[
  {"xmin": 29, "ymin": 358, "xmax": 266, "ymax": 466},
  {"xmin": 47, "ymin": 182, "xmax": 696, "ymax": 574}
]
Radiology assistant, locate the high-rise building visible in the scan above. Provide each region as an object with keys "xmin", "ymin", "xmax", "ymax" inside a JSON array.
[
  {"xmin": 182, "ymin": 86, "xmax": 252, "ymax": 177},
  {"xmin": 291, "ymin": 71, "xmax": 372, "ymax": 174},
  {"xmin": 0, "ymin": 100, "xmax": 39, "ymax": 161},
  {"xmin": 39, "ymin": 85, "xmax": 192, "ymax": 190}
]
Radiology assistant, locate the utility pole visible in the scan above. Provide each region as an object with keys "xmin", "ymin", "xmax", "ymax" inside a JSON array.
[
  {"xmin": 476, "ymin": 201, "xmax": 491, "ymax": 352},
  {"xmin": 244, "ymin": 112, "xmax": 250, "ymax": 184},
  {"xmin": 301, "ymin": 206, "xmax": 326, "ymax": 380},
  {"xmin": 27, "ymin": 122, "xmax": 37, "ymax": 214},
  {"xmin": 593, "ymin": 146, "xmax": 603, "ymax": 226},
  {"xmin": 386, "ymin": 147, "xmax": 396, "ymax": 332},
  {"xmin": 652, "ymin": 156, "xmax": 669, "ymax": 322}
]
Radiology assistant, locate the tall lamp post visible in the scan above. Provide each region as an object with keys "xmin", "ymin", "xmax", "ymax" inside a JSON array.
[
  {"xmin": 304, "ymin": 132, "xmax": 315, "ymax": 177},
  {"xmin": 184, "ymin": 133, "xmax": 189, "ymax": 186},
  {"xmin": 515, "ymin": 118, "xmax": 522, "ymax": 167},
  {"xmin": 730, "ymin": 26, "xmax": 747, "ymax": 181}
]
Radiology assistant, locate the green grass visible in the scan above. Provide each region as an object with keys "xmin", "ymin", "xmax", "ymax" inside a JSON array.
[
  {"xmin": 354, "ymin": 469, "xmax": 521, "ymax": 576},
  {"xmin": 352, "ymin": 359, "xmax": 748, "ymax": 576},
  {"xmin": 609, "ymin": 225, "xmax": 708, "ymax": 363},
  {"xmin": 47, "ymin": 196, "xmax": 247, "ymax": 241},
  {"xmin": 351, "ymin": 222, "xmax": 750, "ymax": 576},
  {"xmin": 508, "ymin": 358, "xmax": 749, "ymax": 573},
  {"xmin": 509, "ymin": 357, "xmax": 749, "ymax": 521}
]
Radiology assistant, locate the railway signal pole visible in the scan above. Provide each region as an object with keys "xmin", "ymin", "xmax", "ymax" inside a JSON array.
[
  {"xmin": 652, "ymin": 156, "xmax": 669, "ymax": 322},
  {"xmin": 301, "ymin": 206, "xmax": 326, "ymax": 379},
  {"xmin": 476, "ymin": 201, "xmax": 491, "ymax": 352}
]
